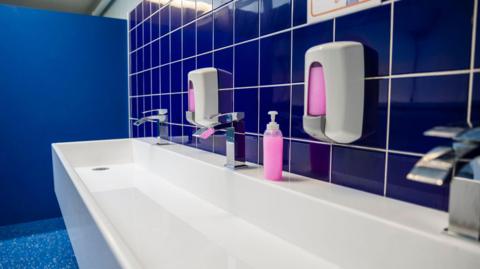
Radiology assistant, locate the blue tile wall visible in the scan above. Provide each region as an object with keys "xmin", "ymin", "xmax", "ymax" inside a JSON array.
[{"xmin": 128, "ymin": 0, "xmax": 478, "ymax": 212}]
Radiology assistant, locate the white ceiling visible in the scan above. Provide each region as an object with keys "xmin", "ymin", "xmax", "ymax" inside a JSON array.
[{"xmin": 0, "ymin": 0, "xmax": 102, "ymax": 14}]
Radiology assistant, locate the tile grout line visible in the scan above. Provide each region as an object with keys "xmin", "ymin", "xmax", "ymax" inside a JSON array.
[
  {"xmin": 128, "ymin": 13, "xmax": 132, "ymax": 138},
  {"xmin": 211, "ymin": 3, "xmax": 216, "ymax": 153},
  {"xmin": 180, "ymin": 1, "xmax": 184, "ymax": 144},
  {"xmin": 288, "ymin": 0, "xmax": 293, "ymax": 175},
  {"xmin": 257, "ymin": 0, "xmax": 261, "ymax": 164},
  {"xmin": 468, "ymin": 0, "xmax": 479, "ymax": 128},
  {"xmin": 329, "ymin": 17, "xmax": 336, "ymax": 183},
  {"xmin": 383, "ymin": 1, "xmax": 395, "ymax": 197}
]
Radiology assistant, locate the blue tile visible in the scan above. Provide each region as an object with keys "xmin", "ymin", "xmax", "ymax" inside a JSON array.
[
  {"xmin": 138, "ymin": 96, "xmax": 144, "ymax": 116},
  {"xmin": 352, "ymin": 79, "xmax": 388, "ymax": 149},
  {"xmin": 234, "ymin": 88, "xmax": 258, "ymax": 133},
  {"xmin": 145, "ymin": 121, "xmax": 153, "ymax": 137},
  {"xmin": 292, "ymin": 20, "xmax": 333, "ymax": 83},
  {"xmin": 136, "ymin": 25, "xmax": 143, "ymax": 48},
  {"xmin": 152, "ymin": 68, "xmax": 160, "ymax": 94},
  {"xmin": 394, "ymin": 0, "xmax": 473, "ymax": 74},
  {"xmin": 245, "ymin": 134, "xmax": 259, "ymax": 163},
  {"xmin": 161, "ymin": 65, "xmax": 170, "ymax": 93},
  {"xmin": 131, "ymin": 52, "xmax": 137, "ymax": 73},
  {"xmin": 259, "ymin": 136, "xmax": 290, "ymax": 171},
  {"xmin": 183, "ymin": 125, "xmax": 196, "ymax": 147},
  {"xmin": 183, "ymin": 58, "xmax": 197, "ymax": 91},
  {"xmin": 183, "ymin": 0, "xmax": 197, "ymax": 24},
  {"xmin": 386, "ymin": 153, "xmax": 449, "ymax": 211},
  {"xmin": 473, "ymin": 74, "xmax": 480, "ymax": 124},
  {"xmin": 171, "ymin": 94, "xmax": 183, "ymax": 123},
  {"xmin": 235, "ymin": 0, "xmax": 259, "ymax": 42},
  {"xmin": 476, "ymin": 10, "xmax": 480, "ymax": 68},
  {"xmin": 197, "ymin": 0, "xmax": 213, "ymax": 17},
  {"xmin": 151, "ymin": 13, "xmax": 159, "ymax": 40},
  {"xmin": 170, "ymin": 1, "xmax": 182, "ymax": 30},
  {"xmin": 260, "ymin": 32, "xmax": 291, "ymax": 85},
  {"xmin": 290, "ymin": 140, "xmax": 330, "ymax": 181},
  {"xmin": 171, "ymin": 30, "xmax": 182, "ymax": 61},
  {"xmin": 260, "ymin": 0, "xmax": 291, "ymax": 35},
  {"xmin": 331, "ymin": 146, "xmax": 385, "ymax": 195},
  {"xmin": 129, "ymin": 9, "xmax": 136, "ymax": 28},
  {"xmin": 160, "ymin": 5, "xmax": 170, "ymax": 36},
  {"xmin": 214, "ymin": 47, "xmax": 233, "ymax": 89},
  {"xmin": 290, "ymin": 84, "xmax": 309, "ymax": 140},
  {"xmin": 143, "ymin": 0, "xmax": 151, "ymax": 18},
  {"xmin": 137, "ymin": 72, "xmax": 144, "ymax": 95},
  {"xmin": 197, "ymin": 14, "xmax": 213, "ymax": 53},
  {"xmin": 136, "ymin": 49, "xmax": 143, "ymax": 71},
  {"xmin": 130, "ymin": 30, "xmax": 137, "ymax": 51},
  {"xmin": 214, "ymin": 3, "xmax": 234, "ymax": 49},
  {"xmin": 259, "ymin": 86, "xmax": 290, "ymax": 135},
  {"xmin": 131, "ymin": 97, "xmax": 138, "ymax": 118},
  {"xmin": 182, "ymin": 92, "xmax": 189, "ymax": 124},
  {"xmin": 183, "ymin": 23, "xmax": 196, "ymax": 58},
  {"xmin": 389, "ymin": 75, "xmax": 469, "ymax": 154},
  {"xmin": 161, "ymin": 94, "xmax": 171, "ymax": 120},
  {"xmin": 219, "ymin": 90, "xmax": 233, "ymax": 113},
  {"xmin": 143, "ymin": 44, "xmax": 151, "ymax": 69},
  {"xmin": 152, "ymin": 40, "xmax": 160, "ymax": 67},
  {"xmin": 152, "ymin": 94, "xmax": 160, "ymax": 109},
  {"xmin": 161, "ymin": 35, "xmax": 170, "ymax": 64},
  {"xmin": 143, "ymin": 20, "xmax": 151, "ymax": 43},
  {"xmin": 292, "ymin": 0, "xmax": 306, "ymax": 26},
  {"xmin": 171, "ymin": 62, "xmax": 182, "ymax": 92},
  {"xmin": 151, "ymin": 0, "xmax": 160, "ymax": 13},
  {"xmin": 171, "ymin": 124, "xmax": 183, "ymax": 143},
  {"xmin": 336, "ymin": 4, "xmax": 390, "ymax": 77},
  {"xmin": 234, "ymin": 40, "xmax": 258, "ymax": 87},
  {"xmin": 136, "ymin": 2, "xmax": 143, "ymax": 24},
  {"xmin": 197, "ymin": 53, "xmax": 213, "ymax": 68},
  {"xmin": 143, "ymin": 70, "xmax": 151, "ymax": 94},
  {"xmin": 213, "ymin": 0, "xmax": 232, "ymax": 9},
  {"xmin": 130, "ymin": 75, "xmax": 137, "ymax": 96}
]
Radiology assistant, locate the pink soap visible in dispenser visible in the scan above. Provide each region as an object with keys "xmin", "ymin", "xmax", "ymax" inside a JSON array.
[
  {"xmin": 307, "ymin": 62, "xmax": 326, "ymax": 116},
  {"xmin": 263, "ymin": 111, "xmax": 283, "ymax": 181},
  {"xmin": 188, "ymin": 80, "xmax": 195, "ymax": 112}
]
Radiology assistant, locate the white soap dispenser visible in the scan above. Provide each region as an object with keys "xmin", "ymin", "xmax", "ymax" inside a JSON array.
[
  {"xmin": 263, "ymin": 111, "xmax": 283, "ymax": 181},
  {"xmin": 303, "ymin": 41, "xmax": 365, "ymax": 143},
  {"xmin": 185, "ymin": 67, "xmax": 219, "ymax": 127}
]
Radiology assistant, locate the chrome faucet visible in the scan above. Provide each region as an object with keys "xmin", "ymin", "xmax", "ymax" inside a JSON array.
[
  {"xmin": 407, "ymin": 126, "xmax": 480, "ymax": 240},
  {"xmin": 134, "ymin": 109, "xmax": 170, "ymax": 145},
  {"xmin": 190, "ymin": 112, "xmax": 246, "ymax": 169}
]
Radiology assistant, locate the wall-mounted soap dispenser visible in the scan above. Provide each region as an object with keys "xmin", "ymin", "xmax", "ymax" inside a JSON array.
[
  {"xmin": 303, "ymin": 41, "xmax": 365, "ymax": 144},
  {"xmin": 185, "ymin": 67, "xmax": 219, "ymax": 127}
]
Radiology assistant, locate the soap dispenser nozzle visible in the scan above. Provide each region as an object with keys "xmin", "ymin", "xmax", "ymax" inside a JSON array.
[{"xmin": 267, "ymin": 111, "xmax": 279, "ymax": 131}]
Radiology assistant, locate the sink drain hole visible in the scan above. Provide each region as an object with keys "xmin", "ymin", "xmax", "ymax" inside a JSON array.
[{"xmin": 92, "ymin": 167, "xmax": 109, "ymax": 171}]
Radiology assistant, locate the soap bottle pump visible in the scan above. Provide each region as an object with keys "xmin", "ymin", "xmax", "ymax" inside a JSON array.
[{"xmin": 263, "ymin": 111, "xmax": 283, "ymax": 181}]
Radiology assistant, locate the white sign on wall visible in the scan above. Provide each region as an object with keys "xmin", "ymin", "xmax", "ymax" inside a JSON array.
[{"xmin": 308, "ymin": 0, "xmax": 382, "ymax": 24}]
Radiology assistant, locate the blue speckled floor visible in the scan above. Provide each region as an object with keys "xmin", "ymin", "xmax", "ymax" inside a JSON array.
[{"xmin": 0, "ymin": 218, "xmax": 78, "ymax": 268}]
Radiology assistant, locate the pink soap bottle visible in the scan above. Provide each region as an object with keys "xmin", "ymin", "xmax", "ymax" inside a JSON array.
[{"xmin": 263, "ymin": 111, "xmax": 283, "ymax": 181}]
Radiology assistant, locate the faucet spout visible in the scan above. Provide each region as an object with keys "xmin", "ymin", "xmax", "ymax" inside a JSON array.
[
  {"xmin": 190, "ymin": 112, "xmax": 246, "ymax": 169},
  {"xmin": 134, "ymin": 109, "xmax": 169, "ymax": 145}
]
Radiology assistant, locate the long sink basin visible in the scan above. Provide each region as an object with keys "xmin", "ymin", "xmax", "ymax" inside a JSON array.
[{"xmin": 52, "ymin": 138, "xmax": 480, "ymax": 269}]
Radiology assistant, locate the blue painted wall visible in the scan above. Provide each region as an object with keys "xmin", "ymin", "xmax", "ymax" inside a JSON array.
[{"xmin": 0, "ymin": 5, "xmax": 128, "ymax": 226}]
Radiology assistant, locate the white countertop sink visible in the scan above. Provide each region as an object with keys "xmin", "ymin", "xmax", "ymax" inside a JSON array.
[{"xmin": 52, "ymin": 138, "xmax": 480, "ymax": 269}]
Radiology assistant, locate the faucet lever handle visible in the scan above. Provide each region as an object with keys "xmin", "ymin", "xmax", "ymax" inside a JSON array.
[
  {"xmin": 209, "ymin": 112, "xmax": 244, "ymax": 123},
  {"xmin": 424, "ymin": 126, "xmax": 465, "ymax": 139},
  {"xmin": 142, "ymin": 109, "xmax": 168, "ymax": 115}
]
